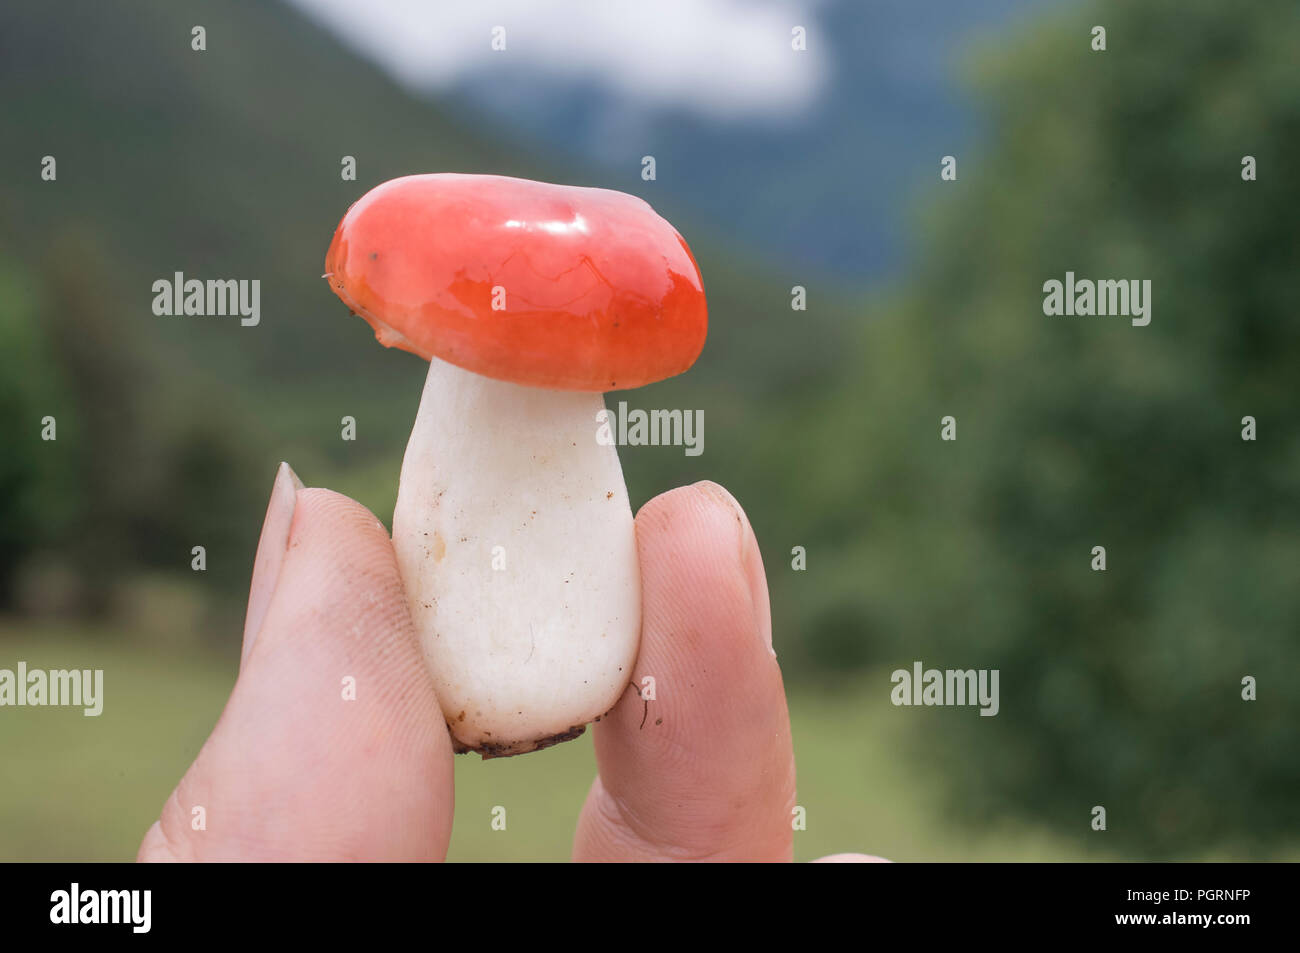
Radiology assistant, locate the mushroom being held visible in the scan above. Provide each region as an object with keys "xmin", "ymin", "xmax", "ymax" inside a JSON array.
[{"xmin": 324, "ymin": 174, "xmax": 708, "ymax": 757}]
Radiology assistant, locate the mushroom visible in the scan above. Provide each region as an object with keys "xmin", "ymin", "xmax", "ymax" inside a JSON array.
[{"xmin": 324, "ymin": 174, "xmax": 707, "ymax": 757}]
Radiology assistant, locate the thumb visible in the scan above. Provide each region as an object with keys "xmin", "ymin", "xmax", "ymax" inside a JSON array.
[
  {"xmin": 138, "ymin": 465, "xmax": 455, "ymax": 861},
  {"xmin": 574, "ymin": 481, "xmax": 796, "ymax": 861}
]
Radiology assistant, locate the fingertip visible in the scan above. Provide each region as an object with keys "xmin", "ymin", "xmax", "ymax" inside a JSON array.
[
  {"xmin": 692, "ymin": 481, "xmax": 774, "ymax": 653},
  {"xmin": 635, "ymin": 480, "xmax": 743, "ymax": 550},
  {"xmin": 633, "ymin": 483, "xmax": 763, "ymax": 680},
  {"xmin": 635, "ymin": 480, "xmax": 772, "ymax": 652},
  {"xmin": 290, "ymin": 486, "xmax": 390, "ymax": 544},
  {"xmin": 241, "ymin": 462, "xmax": 303, "ymax": 665},
  {"xmin": 813, "ymin": 853, "xmax": 893, "ymax": 863}
]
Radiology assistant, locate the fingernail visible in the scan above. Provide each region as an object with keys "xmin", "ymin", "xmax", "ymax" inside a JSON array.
[
  {"xmin": 242, "ymin": 462, "xmax": 302, "ymax": 666},
  {"xmin": 693, "ymin": 481, "xmax": 774, "ymax": 654}
]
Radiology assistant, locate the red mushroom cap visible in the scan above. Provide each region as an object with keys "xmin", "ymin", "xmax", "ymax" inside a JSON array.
[{"xmin": 324, "ymin": 174, "xmax": 708, "ymax": 391}]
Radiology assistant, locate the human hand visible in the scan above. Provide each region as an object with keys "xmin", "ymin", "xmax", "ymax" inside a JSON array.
[{"xmin": 137, "ymin": 464, "xmax": 884, "ymax": 862}]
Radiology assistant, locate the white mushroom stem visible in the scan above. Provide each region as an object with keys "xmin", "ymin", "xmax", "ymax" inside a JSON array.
[{"xmin": 392, "ymin": 356, "xmax": 641, "ymax": 757}]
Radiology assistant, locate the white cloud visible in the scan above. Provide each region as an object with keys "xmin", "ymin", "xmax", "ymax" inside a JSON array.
[{"xmin": 286, "ymin": 0, "xmax": 828, "ymax": 118}]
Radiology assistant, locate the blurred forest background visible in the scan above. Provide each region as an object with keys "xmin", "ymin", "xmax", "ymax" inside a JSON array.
[{"xmin": 0, "ymin": 0, "xmax": 1296, "ymax": 861}]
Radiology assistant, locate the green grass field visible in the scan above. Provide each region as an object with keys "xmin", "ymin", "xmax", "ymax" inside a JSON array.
[{"xmin": 0, "ymin": 620, "xmax": 1262, "ymax": 862}]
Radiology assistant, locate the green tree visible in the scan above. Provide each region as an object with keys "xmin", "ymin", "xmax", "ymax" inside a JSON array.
[
  {"xmin": 802, "ymin": 0, "xmax": 1300, "ymax": 855},
  {"xmin": 0, "ymin": 257, "xmax": 77, "ymax": 604}
]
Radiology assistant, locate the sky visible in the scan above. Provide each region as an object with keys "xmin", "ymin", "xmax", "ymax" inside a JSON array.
[{"xmin": 285, "ymin": 0, "xmax": 829, "ymax": 120}]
